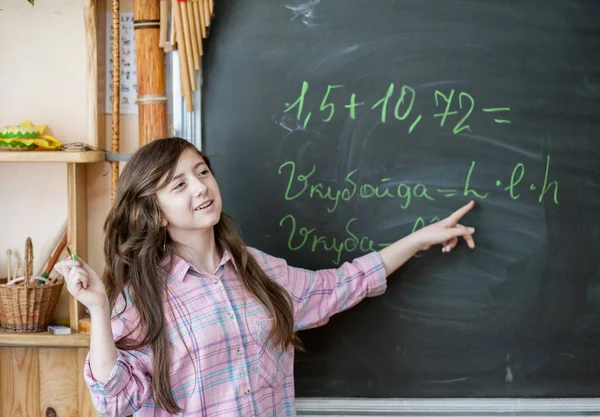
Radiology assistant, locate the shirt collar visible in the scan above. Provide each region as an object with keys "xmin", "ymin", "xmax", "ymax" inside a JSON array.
[{"xmin": 161, "ymin": 249, "xmax": 237, "ymax": 282}]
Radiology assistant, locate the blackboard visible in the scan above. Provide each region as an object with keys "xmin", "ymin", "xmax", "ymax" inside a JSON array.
[{"xmin": 202, "ymin": 0, "xmax": 600, "ymax": 398}]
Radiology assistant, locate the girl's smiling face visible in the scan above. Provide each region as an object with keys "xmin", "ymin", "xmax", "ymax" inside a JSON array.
[{"xmin": 156, "ymin": 148, "xmax": 223, "ymax": 234}]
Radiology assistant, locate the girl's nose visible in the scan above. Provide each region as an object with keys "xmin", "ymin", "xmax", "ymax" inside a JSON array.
[{"xmin": 192, "ymin": 177, "xmax": 208, "ymax": 196}]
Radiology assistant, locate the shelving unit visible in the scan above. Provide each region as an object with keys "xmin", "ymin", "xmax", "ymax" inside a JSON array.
[
  {"xmin": 0, "ymin": 151, "xmax": 105, "ymax": 163},
  {"xmin": 0, "ymin": 150, "xmax": 106, "ymax": 348},
  {"xmin": 0, "ymin": 332, "xmax": 90, "ymax": 348}
]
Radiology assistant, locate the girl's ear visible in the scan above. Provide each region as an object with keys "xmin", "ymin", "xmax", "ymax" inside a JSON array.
[{"xmin": 161, "ymin": 218, "xmax": 168, "ymax": 227}]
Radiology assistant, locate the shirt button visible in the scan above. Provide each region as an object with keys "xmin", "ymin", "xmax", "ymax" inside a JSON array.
[
  {"xmin": 236, "ymin": 348, "xmax": 243, "ymax": 356},
  {"xmin": 212, "ymin": 278, "xmax": 219, "ymax": 284},
  {"xmin": 227, "ymin": 312, "xmax": 234, "ymax": 319},
  {"xmin": 244, "ymin": 388, "xmax": 251, "ymax": 395}
]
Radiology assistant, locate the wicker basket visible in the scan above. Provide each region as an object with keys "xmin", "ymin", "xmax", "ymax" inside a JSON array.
[{"xmin": 0, "ymin": 238, "xmax": 64, "ymax": 332}]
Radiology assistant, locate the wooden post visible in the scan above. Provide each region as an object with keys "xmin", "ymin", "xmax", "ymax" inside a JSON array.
[
  {"xmin": 133, "ymin": 0, "xmax": 168, "ymax": 145},
  {"xmin": 111, "ymin": 0, "xmax": 121, "ymax": 204},
  {"xmin": 83, "ymin": 0, "xmax": 98, "ymax": 148},
  {"xmin": 67, "ymin": 163, "xmax": 88, "ymax": 332}
]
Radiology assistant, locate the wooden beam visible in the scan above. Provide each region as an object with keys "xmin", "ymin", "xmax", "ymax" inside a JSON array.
[
  {"xmin": 0, "ymin": 333, "xmax": 90, "ymax": 348},
  {"xmin": 67, "ymin": 163, "xmax": 89, "ymax": 332},
  {"xmin": 84, "ymin": 0, "xmax": 99, "ymax": 148}
]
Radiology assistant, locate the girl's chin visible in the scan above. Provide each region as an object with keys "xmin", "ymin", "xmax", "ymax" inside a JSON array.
[{"xmin": 194, "ymin": 211, "xmax": 222, "ymax": 227}]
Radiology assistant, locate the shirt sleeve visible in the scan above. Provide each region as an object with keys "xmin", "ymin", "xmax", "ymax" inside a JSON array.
[
  {"xmin": 83, "ymin": 294, "xmax": 154, "ymax": 417},
  {"xmin": 249, "ymin": 248, "xmax": 387, "ymax": 331}
]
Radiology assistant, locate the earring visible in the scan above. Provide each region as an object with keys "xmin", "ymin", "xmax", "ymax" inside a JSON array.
[{"xmin": 163, "ymin": 228, "xmax": 167, "ymax": 251}]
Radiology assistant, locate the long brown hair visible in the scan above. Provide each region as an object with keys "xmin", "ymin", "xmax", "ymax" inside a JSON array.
[{"xmin": 103, "ymin": 137, "xmax": 299, "ymax": 413}]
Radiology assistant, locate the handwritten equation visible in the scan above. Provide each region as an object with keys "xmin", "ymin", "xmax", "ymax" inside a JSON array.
[
  {"xmin": 277, "ymin": 156, "xmax": 558, "ymax": 264},
  {"xmin": 283, "ymin": 81, "xmax": 511, "ymax": 134}
]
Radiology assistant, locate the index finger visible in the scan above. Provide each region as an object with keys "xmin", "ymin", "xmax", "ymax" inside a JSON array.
[
  {"xmin": 53, "ymin": 259, "xmax": 78, "ymax": 277},
  {"xmin": 444, "ymin": 200, "xmax": 476, "ymax": 226},
  {"xmin": 54, "ymin": 258, "xmax": 88, "ymax": 277},
  {"xmin": 72, "ymin": 258, "xmax": 98, "ymax": 278}
]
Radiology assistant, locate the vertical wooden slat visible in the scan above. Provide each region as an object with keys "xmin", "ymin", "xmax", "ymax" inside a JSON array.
[
  {"xmin": 173, "ymin": 0, "xmax": 193, "ymax": 111},
  {"xmin": 78, "ymin": 348, "xmax": 99, "ymax": 416},
  {"xmin": 110, "ymin": 0, "xmax": 121, "ymax": 204},
  {"xmin": 159, "ymin": 0, "xmax": 169, "ymax": 48},
  {"xmin": 179, "ymin": 0, "xmax": 197, "ymax": 92},
  {"xmin": 67, "ymin": 163, "xmax": 88, "ymax": 331},
  {"xmin": 194, "ymin": 0, "xmax": 205, "ymax": 43},
  {"xmin": 133, "ymin": 0, "xmax": 168, "ymax": 145},
  {"xmin": 169, "ymin": 0, "xmax": 177, "ymax": 46},
  {"xmin": 0, "ymin": 347, "xmax": 40, "ymax": 417},
  {"xmin": 197, "ymin": 0, "xmax": 206, "ymax": 38},
  {"xmin": 84, "ymin": 0, "xmax": 99, "ymax": 148},
  {"xmin": 202, "ymin": 0, "xmax": 210, "ymax": 28},
  {"xmin": 39, "ymin": 348, "xmax": 79, "ymax": 417},
  {"xmin": 187, "ymin": 0, "xmax": 201, "ymax": 69}
]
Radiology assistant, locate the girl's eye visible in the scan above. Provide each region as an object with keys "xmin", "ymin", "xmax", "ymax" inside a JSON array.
[
  {"xmin": 198, "ymin": 169, "xmax": 209, "ymax": 177},
  {"xmin": 173, "ymin": 182, "xmax": 185, "ymax": 190}
]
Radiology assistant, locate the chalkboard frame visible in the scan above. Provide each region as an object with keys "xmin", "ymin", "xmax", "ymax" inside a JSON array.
[{"xmin": 295, "ymin": 398, "xmax": 600, "ymax": 416}]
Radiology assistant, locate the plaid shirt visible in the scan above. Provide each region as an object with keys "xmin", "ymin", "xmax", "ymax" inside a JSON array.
[{"xmin": 84, "ymin": 248, "xmax": 387, "ymax": 417}]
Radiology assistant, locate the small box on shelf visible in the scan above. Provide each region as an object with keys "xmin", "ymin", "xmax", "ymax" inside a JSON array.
[{"xmin": 48, "ymin": 325, "xmax": 72, "ymax": 335}]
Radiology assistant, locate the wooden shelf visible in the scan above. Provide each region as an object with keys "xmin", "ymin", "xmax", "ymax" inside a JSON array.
[
  {"xmin": 0, "ymin": 331, "xmax": 90, "ymax": 347},
  {"xmin": 0, "ymin": 150, "xmax": 105, "ymax": 163}
]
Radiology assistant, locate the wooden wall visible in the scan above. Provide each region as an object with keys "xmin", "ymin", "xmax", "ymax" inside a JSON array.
[{"xmin": 0, "ymin": 347, "xmax": 97, "ymax": 417}]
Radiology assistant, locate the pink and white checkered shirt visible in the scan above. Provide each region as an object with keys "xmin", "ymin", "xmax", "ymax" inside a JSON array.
[{"xmin": 84, "ymin": 248, "xmax": 387, "ymax": 417}]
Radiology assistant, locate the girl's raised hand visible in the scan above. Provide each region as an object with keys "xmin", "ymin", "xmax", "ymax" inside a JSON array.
[
  {"xmin": 413, "ymin": 200, "xmax": 476, "ymax": 253},
  {"xmin": 54, "ymin": 258, "xmax": 108, "ymax": 315}
]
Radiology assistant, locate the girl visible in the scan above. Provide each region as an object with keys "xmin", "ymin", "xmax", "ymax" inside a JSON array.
[{"xmin": 55, "ymin": 137, "xmax": 476, "ymax": 417}]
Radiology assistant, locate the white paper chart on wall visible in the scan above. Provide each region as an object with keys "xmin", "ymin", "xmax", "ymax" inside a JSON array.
[{"xmin": 105, "ymin": 12, "xmax": 137, "ymax": 114}]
